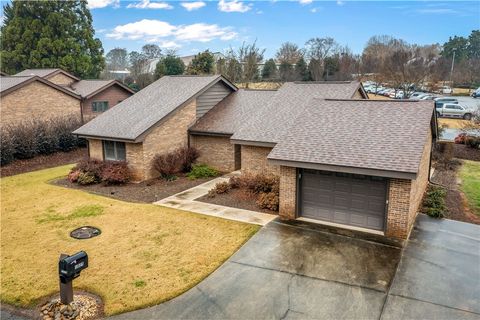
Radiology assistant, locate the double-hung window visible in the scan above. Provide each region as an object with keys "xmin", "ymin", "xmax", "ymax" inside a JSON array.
[
  {"xmin": 103, "ymin": 141, "xmax": 126, "ymax": 161},
  {"xmin": 92, "ymin": 101, "xmax": 109, "ymax": 112}
]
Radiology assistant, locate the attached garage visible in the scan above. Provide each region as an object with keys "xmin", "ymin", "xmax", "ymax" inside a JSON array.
[{"xmin": 299, "ymin": 169, "xmax": 388, "ymax": 231}]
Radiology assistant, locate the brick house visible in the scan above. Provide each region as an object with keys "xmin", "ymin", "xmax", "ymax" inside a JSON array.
[
  {"xmin": 74, "ymin": 75, "xmax": 436, "ymax": 241},
  {"xmin": 0, "ymin": 68, "xmax": 134, "ymax": 125}
]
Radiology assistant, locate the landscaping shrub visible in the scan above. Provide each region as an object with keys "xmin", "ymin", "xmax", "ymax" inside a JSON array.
[
  {"xmin": 256, "ymin": 191, "xmax": 280, "ymax": 211},
  {"xmin": 178, "ymin": 146, "xmax": 200, "ymax": 172},
  {"xmin": 422, "ymin": 185, "xmax": 447, "ymax": 218},
  {"xmin": 67, "ymin": 170, "xmax": 81, "ymax": 183},
  {"xmin": 77, "ymin": 172, "xmax": 97, "ymax": 185},
  {"xmin": 0, "ymin": 127, "xmax": 16, "ymax": 165},
  {"xmin": 0, "ymin": 115, "xmax": 84, "ymax": 166},
  {"xmin": 152, "ymin": 152, "xmax": 181, "ymax": 180},
  {"xmin": 228, "ymin": 175, "xmax": 242, "ymax": 189},
  {"xmin": 210, "ymin": 181, "xmax": 231, "ymax": 196},
  {"xmin": 465, "ymin": 136, "xmax": 480, "ymax": 149},
  {"xmin": 152, "ymin": 147, "xmax": 200, "ymax": 180},
  {"xmin": 101, "ymin": 161, "xmax": 131, "ymax": 185},
  {"xmin": 73, "ymin": 159, "xmax": 104, "ymax": 182},
  {"xmin": 240, "ymin": 174, "xmax": 279, "ymax": 194},
  {"xmin": 187, "ymin": 164, "xmax": 218, "ymax": 180}
]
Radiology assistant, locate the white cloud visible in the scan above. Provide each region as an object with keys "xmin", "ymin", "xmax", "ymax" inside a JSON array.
[
  {"xmin": 126, "ymin": 0, "xmax": 173, "ymax": 9},
  {"xmin": 336, "ymin": 0, "xmax": 344, "ymax": 5},
  {"xmin": 181, "ymin": 1, "xmax": 206, "ymax": 11},
  {"xmin": 159, "ymin": 41, "xmax": 181, "ymax": 49},
  {"xmin": 218, "ymin": 0, "xmax": 251, "ymax": 13},
  {"xmin": 299, "ymin": 0, "xmax": 313, "ymax": 5},
  {"xmin": 87, "ymin": 0, "xmax": 119, "ymax": 9},
  {"xmin": 310, "ymin": 7, "xmax": 322, "ymax": 13},
  {"xmin": 416, "ymin": 8, "xmax": 458, "ymax": 14},
  {"xmin": 107, "ymin": 19, "xmax": 237, "ymax": 44}
]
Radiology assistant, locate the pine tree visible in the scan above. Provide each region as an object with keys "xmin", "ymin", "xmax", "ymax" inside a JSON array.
[
  {"xmin": 155, "ymin": 55, "xmax": 185, "ymax": 79},
  {"xmin": 1, "ymin": 0, "xmax": 105, "ymax": 78},
  {"xmin": 295, "ymin": 57, "xmax": 310, "ymax": 81},
  {"xmin": 262, "ymin": 58, "xmax": 278, "ymax": 80},
  {"xmin": 186, "ymin": 51, "xmax": 215, "ymax": 75}
]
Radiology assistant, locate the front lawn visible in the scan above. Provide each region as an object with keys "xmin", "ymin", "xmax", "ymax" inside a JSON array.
[
  {"xmin": 0, "ymin": 165, "xmax": 259, "ymax": 315},
  {"xmin": 459, "ymin": 160, "xmax": 480, "ymax": 216}
]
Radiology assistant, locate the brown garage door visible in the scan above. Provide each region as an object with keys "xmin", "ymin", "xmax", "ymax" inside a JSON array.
[{"xmin": 299, "ymin": 169, "xmax": 388, "ymax": 231}]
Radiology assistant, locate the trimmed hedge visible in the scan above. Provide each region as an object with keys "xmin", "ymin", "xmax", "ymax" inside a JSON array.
[{"xmin": 0, "ymin": 116, "xmax": 84, "ymax": 166}]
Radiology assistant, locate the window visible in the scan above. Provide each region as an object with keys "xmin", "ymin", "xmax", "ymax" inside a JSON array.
[
  {"xmin": 92, "ymin": 101, "xmax": 109, "ymax": 112},
  {"xmin": 103, "ymin": 141, "xmax": 126, "ymax": 161}
]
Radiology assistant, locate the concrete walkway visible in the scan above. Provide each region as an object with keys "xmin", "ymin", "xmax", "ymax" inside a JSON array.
[{"xmin": 154, "ymin": 172, "xmax": 276, "ymax": 226}]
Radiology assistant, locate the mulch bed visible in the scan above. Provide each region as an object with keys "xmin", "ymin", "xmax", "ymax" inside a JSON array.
[
  {"xmin": 197, "ymin": 188, "xmax": 278, "ymax": 215},
  {"xmin": 453, "ymin": 144, "xmax": 480, "ymax": 161},
  {"xmin": 53, "ymin": 174, "xmax": 215, "ymax": 203},
  {"xmin": 0, "ymin": 148, "xmax": 88, "ymax": 178},
  {"xmin": 431, "ymin": 164, "xmax": 480, "ymax": 225}
]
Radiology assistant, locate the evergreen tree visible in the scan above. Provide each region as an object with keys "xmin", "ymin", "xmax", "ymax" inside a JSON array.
[
  {"xmin": 155, "ymin": 55, "xmax": 185, "ymax": 79},
  {"xmin": 187, "ymin": 50, "xmax": 215, "ymax": 75},
  {"xmin": 262, "ymin": 59, "xmax": 278, "ymax": 80},
  {"xmin": 294, "ymin": 57, "xmax": 310, "ymax": 81},
  {"xmin": 1, "ymin": 0, "xmax": 105, "ymax": 78}
]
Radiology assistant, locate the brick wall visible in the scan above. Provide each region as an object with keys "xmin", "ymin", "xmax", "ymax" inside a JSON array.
[
  {"xmin": 279, "ymin": 166, "xmax": 297, "ymax": 220},
  {"xmin": 190, "ymin": 135, "xmax": 235, "ymax": 172},
  {"xmin": 386, "ymin": 130, "xmax": 432, "ymax": 239},
  {"xmin": 126, "ymin": 142, "xmax": 144, "ymax": 181},
  {"xmin": 88, "ymin": 139, "xmax": 103, "ymax": 160},
  {"xmin": 82, "ymin": 85, "xmax": 132, "ymax": 122},
  {"xmin": 353, "ymin": 89, "xmax": 365, "ymax": 99},
  {"xmin": 241, "ymin": 145, "xmax": 280, "ymax": 175},
  {"xmin": 47, "ymin": 73, "xmax": 77, "ymax": 86},
  {"xmin": 1, "ymin": 81, "xmax": 80, "ymax": 125},
  {"xmin": 141, "ymin": 99, "xmax": 197, "ymax": 180}
]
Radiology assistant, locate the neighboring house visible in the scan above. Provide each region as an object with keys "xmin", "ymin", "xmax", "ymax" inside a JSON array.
[
  {"xmin": 0, "ymin": 71, "xmax": 9, "ymax": 77},
  {"xmin": 0, "ymin": 76, "xmax": 82, "ymax": 124},
  {"xmin": 74, "ymin": 75, "xmax": 436, "ymax": 242},
  {"xmin": 0, "ymin": 68, "xmax": 134, "ymax": 124}
]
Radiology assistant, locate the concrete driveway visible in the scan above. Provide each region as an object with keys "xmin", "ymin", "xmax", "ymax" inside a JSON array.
[{"xmin": 113, "ymin": 214, "xmax": 480, "ymax": 320}]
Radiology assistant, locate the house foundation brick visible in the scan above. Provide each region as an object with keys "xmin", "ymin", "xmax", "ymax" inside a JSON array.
[
  {"xmin": 279, "ymin": 166, "xmax": 297, "ymax": 220},
  {"xmin": 241, "ymin": 145, "xmax": 280, "ymax": 175},
  {"xmin": 190, "ymin": 135, "xmax": 235, "ymax": 172},
  {"xmin": 47, "ymin": 73, "xmax": 76, "ymax": 86}
]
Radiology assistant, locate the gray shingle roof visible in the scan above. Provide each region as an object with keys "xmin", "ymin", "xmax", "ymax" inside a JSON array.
[
  {"xmin": 74, "ymin": 75, "xmax": 230, "ymax": 141},
  {"xmin": 0, "ymin": 76, "xmax": 33, "ymax": 93},
  {"xmin": 190, "ymin": 89, "xmax": 277, "ymax": 135},
  {"xmin": 231, "ymin": 81, "xmax": 363, "ymax": 144},
  {"xmin": 14, "ymin": 68, "xmax": 62, "ymax": 78},
  {"xmin": 268, "ymin": 99, "xmax": 434, "ymax": 175},
  {"xmin": 70, "ymin": 80, "xmax": 115, "ymax": 98}
]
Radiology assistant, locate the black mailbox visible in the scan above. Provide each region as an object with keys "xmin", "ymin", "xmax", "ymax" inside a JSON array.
[{"xmin": 59, "ymin": 251, "xmax": 88, "ymax": 283}]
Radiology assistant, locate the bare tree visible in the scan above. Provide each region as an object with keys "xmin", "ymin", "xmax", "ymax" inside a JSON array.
[
  {"xmin": 238, "ymin": 41, "xmax": 265, "ymax": 82},
  {"xmin": 305, "ymin": 37, "xmax": 339, "ymax": 80},
  {"xmin": 276, "ymin": 42, "xmax": 303, "ymax": 64}
]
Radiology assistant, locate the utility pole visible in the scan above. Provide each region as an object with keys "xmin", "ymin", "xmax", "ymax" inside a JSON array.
[{"xmin": 449, "ymin": 48, "xmax": 456, "ymax": 85}]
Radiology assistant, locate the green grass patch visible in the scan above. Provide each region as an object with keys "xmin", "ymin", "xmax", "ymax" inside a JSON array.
[
  {"xmin": 37, "ymin": 204, "xmax": 104, "ymax": 223},
  {"xmin": 187, "ymin": 164, "xmax": 219, "ymax": 180},
  {"xmin": 459, "ymin": 160, "xmax": 480, "ymax": 216}
]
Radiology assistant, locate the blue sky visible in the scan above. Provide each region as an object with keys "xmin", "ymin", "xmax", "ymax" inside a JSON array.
[{"xmin": 14, "ymin": 1, "xmax": 480, "ymax": 57}]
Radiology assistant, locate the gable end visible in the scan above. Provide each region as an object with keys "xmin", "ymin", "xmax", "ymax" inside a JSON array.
[{"xmin": 196, "ymin": 81, "xmax": 233, "ymax": 119}]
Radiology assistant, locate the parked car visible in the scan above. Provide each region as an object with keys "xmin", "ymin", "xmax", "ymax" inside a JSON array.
[
  {"xmin": 439, "ymin": 86, "xmax": 453, "ymax": 94},
  {"xmin": 419, "ymin": 94, "xmax": 435, "ymax": 100},
  {"xmin": 472, "ymin": 87, "xmax": 480, "ymax": 98},
  {"xmin": 434, "ymin": 97, "xmax": 458, "ymax": 109},
  {"xmin": 436, "ymin": 103, "xmax": 474, "ymax": 120},
  {"xmin": 409, "ymin": 92, "xmax": 426, "ymax": 99}
]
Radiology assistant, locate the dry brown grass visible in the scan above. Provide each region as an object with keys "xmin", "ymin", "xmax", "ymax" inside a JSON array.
[
  {"xmin": 0, "ymin": 165, "xmax": 259, "ymax": 315},
  {"xmin": 438, "ymin": 118, "xmax": 473, "ymax": 129},
  {"xmin": 235, "ymin": 82, "xmax": 282, "ymax": 90},
  {"xmin": 367, "ymin": 93, "xmax": 392, "ymax": 100}
]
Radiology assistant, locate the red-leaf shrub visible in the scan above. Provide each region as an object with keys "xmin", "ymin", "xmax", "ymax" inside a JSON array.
[
  {"xmin": 152, "ymin": 146, "xmax": 200, "ymax": 179},
  {"xmin": 101, "ymin": 161, "xmax": 131, "ymax": 185},
  {"xmin": 68, "ymin": 170, "xmax": 81, "ymax": 183},
  {"xmin": 73, "ymin": 159, "xmax": 104, "ymax": 182},
  {"xmin": 178, "ymin": 146, "xmax": 200, "ymax": 172}
]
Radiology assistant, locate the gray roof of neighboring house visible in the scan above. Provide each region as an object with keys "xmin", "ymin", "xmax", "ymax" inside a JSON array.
[
  {"xmin": 0, "ymin": 75, "xmax": 81, "ymax": 99},
  {"xmin": 0, "ymin": 76, "xmax": 33, "ymax": 92},
  {"xmin": 190, "ymin": 89, "xmax": 277, "ymax": 135},
  {"xmin": 231, "ymin": 81, "xmax": 364, "ymax": 145},
  {"xmin": 14, "ymin": 68, "xmax": 79, "ymax": 80},
  {"xmin": 69, "ymin": 80, "xmax": 134, "ymax": 98},
  {"xmin": 74, "ymin": 75, "xmax": 236, "ymax": 141},
  {"xmin": 268, "ymin": 99, "xmax": 434, "ymax": 176}
]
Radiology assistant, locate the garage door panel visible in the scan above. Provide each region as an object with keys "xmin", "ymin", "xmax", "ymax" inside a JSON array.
[{"xmin": 300, "ymin": 170, "xmax": 387, "ymax": 231}]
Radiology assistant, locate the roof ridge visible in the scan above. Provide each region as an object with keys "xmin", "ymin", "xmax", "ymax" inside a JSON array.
[
  {"xmin": 293, "ymin": 81, "xmax": 354, "ymax": 84},
  {"xmin": 167, "ymin": 74, "xmax": 219, "ymax": 78},
  {"xmin": 322, "ymin": 98, "xmax": 422, "ymax": 102}
]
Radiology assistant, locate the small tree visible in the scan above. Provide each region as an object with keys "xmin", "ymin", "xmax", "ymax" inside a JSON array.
[
  {"xmin": 295, "ymin": 57, "xmax": 310, "ymax": 81},
  {"xmin": 261, "ymin": 58, "xmax": 277, "ymax": 80},
  {"xmin": 155, "ymin": 55, "xmax": 185, "ymax": 79},
  {"xmin": 186, "ymin": 50, "xmax": 215, "ymax": 75},
  {"xmin": 136, "ymin": 73, "xmax": 154, "ymax": 89}
]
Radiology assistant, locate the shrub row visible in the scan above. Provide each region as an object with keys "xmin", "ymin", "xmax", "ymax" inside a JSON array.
[
  {"xmin": 422, "ymin": 185, "xmax": 447, "ymax": 218},
  {"xmin": 152, "ymin": 147, "xmax": 200, "ymax": 180},
  {"xmin": 208, "ymin": 173, "xmax": 280, "ymax": 211},
  {"xmin": 69, "ymin": 159, "xmax": 131, "ymax": 185},
  {"xmin": 0, "ymin": 116, "xmax": 85, "ymax": 166}
]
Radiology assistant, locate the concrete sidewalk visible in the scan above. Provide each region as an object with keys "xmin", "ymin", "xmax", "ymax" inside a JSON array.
[{"xmin": 154, "ymin": 172, "xmax": 276, "ymax": 226}]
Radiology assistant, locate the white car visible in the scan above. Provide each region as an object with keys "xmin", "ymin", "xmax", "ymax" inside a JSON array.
[
  {"xmin": 409, "ymin": 92, "xmax": 425, "ymax": 99},
  {"xmin": 440, "ymin": 86, "xmax": 453, "ymax": 94}
]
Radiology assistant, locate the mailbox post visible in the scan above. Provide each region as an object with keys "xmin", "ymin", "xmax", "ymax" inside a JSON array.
[{"xmin": 58, "ymin": 251, "xmax": 88, "ymax": 304}]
